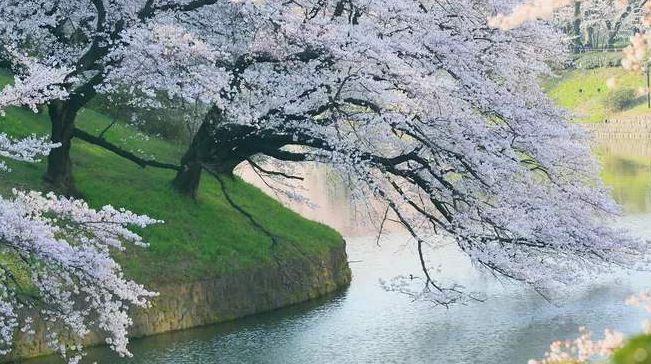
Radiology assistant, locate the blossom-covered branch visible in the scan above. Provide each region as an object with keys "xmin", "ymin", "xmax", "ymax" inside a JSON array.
[
  {"xmin": 0, "ymin": 191, "xmax": 159, "ymax": 361},
  {"xmin": 0, "ymin": 51, "xmax": 72, "ymax": 115},
  {"xmin": 0, "ymin": 28, "xmax": 159, "ymax": 362},
  {"xmin": 103, "ymin": 0, "xmax": 649, "ymax": 304},
  {"xmin": 0, "ymin": 133, "xmax": 159, "ymax": 362}
]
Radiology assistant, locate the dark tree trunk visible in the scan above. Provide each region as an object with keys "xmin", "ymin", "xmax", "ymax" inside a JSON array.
[
  {"xmin": 173, "ymin": 118, "xmax": 211, "ymax": 198},
  {"xmin": 173, "ymin": 108, "xmax": 279, "ymax": 198},
  {"xmin": 173, "ymin": 107, "xmax": 321, "ymax": 198},
  {"xmin": 173, "ymin": 108, "xmax": 246, "ymax": 198},
  {"xmin": 173, "ymin": 159, "xmax": 204, "ymax": 198},
  {"xmin": 586, "ymin": 26, "xmax": 595, "ymax": 49},
  {"xmin": 44, "ymin": 99, "xmax": 82, "ymax": 195},
  {"xmin": 572, "ymin": 1, "xmax": 583, "ymax": 53}
]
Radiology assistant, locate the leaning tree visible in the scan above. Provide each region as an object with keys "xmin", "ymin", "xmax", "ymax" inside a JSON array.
[
  {"xmin": 105, "ymin": 0, "xmax": 649, "ymax": 304},
  {"xmin": 0, "ymin": 56, "xmax": 158, "ymax": 362},
  {"xmin": 2, "ymin": 0, "xmax": 648, "ymax": 311}
]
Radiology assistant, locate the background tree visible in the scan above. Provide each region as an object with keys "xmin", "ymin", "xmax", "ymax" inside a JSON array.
[
  {"xmin": 491, "ymin": 0, "xmax": 650, "ymax": 48},
  {"xmin": 0, "ymin": 56, "xmax": 158, "ymax": 362},
  {"xmin": 581, "ymin": 0, "xmax": 648, "ymax": 48},
  {"xmin": 0, "ymin": 0, "xmax": 231, "ymax": 194}
]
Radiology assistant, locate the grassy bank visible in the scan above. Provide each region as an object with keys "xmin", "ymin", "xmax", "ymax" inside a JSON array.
[
  {"xmin": 0, "ymin": 69, "xmax": 342, "ymax": 285},
  {"xmin": 545, "ymin": 65, "xmax": 650, "ymax": 122},
  {"xmin": 544, "ymin": 59, "xmax": 651, "ymax": 214}
]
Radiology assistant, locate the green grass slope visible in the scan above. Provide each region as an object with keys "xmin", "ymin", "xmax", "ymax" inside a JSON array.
[
  {"xmin": 0, "ymin": 69, "xmax": 342, "ymax": 285},
  {"xmin": 545, "ymin": 66, "xmax": 650, "ymax": 122}
]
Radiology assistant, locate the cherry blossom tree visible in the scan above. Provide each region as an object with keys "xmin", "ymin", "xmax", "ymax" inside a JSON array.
[
  {"xmin": 0, "ymin": 0, "xmax": 233, "ymax": 194},
  {"xmin": 514, "ymin": 0, "xmax": 648, "ymax": 49},
  {"xmin": 2, "ymin": 0, "xmax": 648, "ymax": 311},
  {"xmin": 594, "ymin": 0, "xmax": 648, "ymax": 47},
  {"xmin": 554, "ymin": 0, "xmax": 645, "ymax": 50},
  {"xmin": 102, "ymin": 0, "xmax": 649, "ymax": 304},
  {"xmin": 489, "ymin": 0, "xmax": 650, "ymax": 47},
  {"xmin": 0, "ymin": 59, "xmax": 158, "ymax": 362}
]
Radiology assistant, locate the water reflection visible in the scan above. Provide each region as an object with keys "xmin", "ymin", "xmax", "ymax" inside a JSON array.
[
  {"xmin": 599, "ymin": 137, "xmax": 651, "ymax": 214},
  {"xmin": 27, "ymin": 235, "xmax": 651, "ymax": 364},
  {"xmin": 25, "ymin": 125, "xmax": 651, "ymax": 364}
]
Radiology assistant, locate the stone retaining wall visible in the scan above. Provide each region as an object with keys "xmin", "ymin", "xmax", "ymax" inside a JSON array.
[{"xmin": 7, "ymin": 242, "xmax": 352, "ymax": 361}]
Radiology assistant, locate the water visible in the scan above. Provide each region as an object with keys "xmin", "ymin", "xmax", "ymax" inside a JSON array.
[{"xmin": 29, "ymin": 128, "xmax": 651, "ymax": 364}]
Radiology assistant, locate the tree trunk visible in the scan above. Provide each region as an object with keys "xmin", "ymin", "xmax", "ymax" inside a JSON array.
[
  {"xmin": 172, "ymin": 117, "xmax": 212, "ymax": 198},
  {"xmin": 44, "ymin": 99, "xmax": 81, "ymax": 195},
  {"xmin": 173, "ymin": 159, "xmax": 203, "ymax": 198},
  {"xmin": 586, "ymin": 26, "xmax": 595, "ymax": 49},
  {"xmin": 573, "ymin": 1, "xmax": 583, "ymax": 52},
  {"xmin": 173, "ymin": 106, "xmax": 247, "ymax": 197},
  {"xmin": 173, "ymin": 143, "xmax": 206, "ymax": 198},
  {"xmin": 173, "ymin": 109, "xmax": 261, "ymax": 198}
]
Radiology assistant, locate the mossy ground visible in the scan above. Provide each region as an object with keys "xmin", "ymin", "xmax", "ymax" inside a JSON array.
[{"xmin": 0, "ymin": 69, "xmax": 342, "ymax": 285}]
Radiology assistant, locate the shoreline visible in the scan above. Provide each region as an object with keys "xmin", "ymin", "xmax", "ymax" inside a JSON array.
[{"xmin": 7, "ymin": 241, "xmax": 352, "ymax": 362}]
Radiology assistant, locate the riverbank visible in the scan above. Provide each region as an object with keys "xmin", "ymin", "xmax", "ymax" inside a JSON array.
[
  {"xmin": 0, "ymin": 69, "xmax": 352, "ymax": 361},
  {"xmin": 8, "ymin": 242, "xmax": 351, "ymax": 361},
  {"xmin": 545, "ymin": 64, "xmax": 650, "ymax": 123},
  {"xmin": 25, "ymin": 233, "xmax": 651, "ymax": 364}
]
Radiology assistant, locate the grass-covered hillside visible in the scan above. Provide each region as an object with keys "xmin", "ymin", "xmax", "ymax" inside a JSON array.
[
  {"xmin": 544, "ymin": 57, "xmax": 651, "ymax": 214},
  {"xmin": 545, "ymin": 65, "xmax": 651, "ymax": 123},
  {"xmin": 0, "ymin": 69, "xmax": 342, "ymax": 286}
]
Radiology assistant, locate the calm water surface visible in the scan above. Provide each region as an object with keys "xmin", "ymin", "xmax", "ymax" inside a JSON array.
[{"xmin": 30, "ymin": 132, "xmax": 651, "ymax": 364}]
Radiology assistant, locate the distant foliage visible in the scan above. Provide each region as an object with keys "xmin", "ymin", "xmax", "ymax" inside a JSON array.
[
  {"xmin": 574, "ymin": 52, "xmax": 624, "ymax": 70},
  {"xmin": 606, "ymin": 88, "xmax": 638, "ymax": 111},
  {"xmin": 88, "ymin": 94, "xmax": 199, "ymax": 144},
  {"xmin": 613, "ymin": 335, "xmax": 651, "ymax": 363}
]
